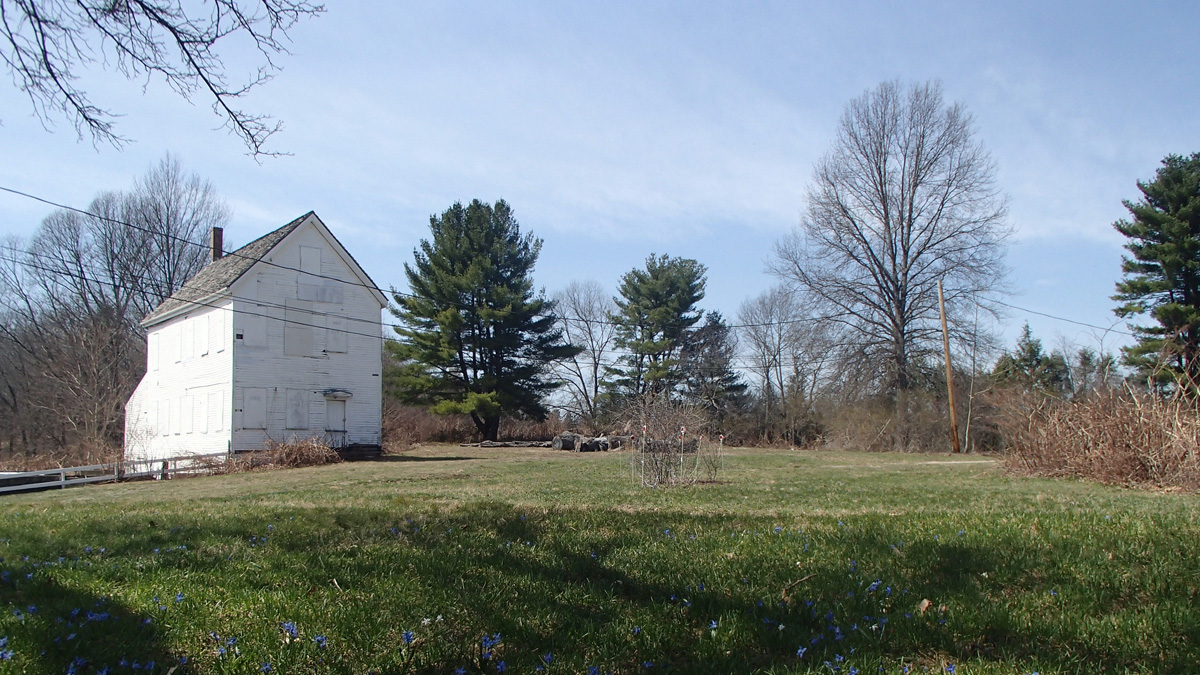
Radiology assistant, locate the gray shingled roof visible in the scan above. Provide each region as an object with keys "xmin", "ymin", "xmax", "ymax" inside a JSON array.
[{"xmin": 141, "ymin": 212, "xmax": 311, "ymax": 327}]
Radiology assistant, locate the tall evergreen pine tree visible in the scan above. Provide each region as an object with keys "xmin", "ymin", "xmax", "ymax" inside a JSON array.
[
  {"xmin": 388, "ymin": 200, "xmax": 578, "ymax": 440},
  {"xmin": 1113, "ymin": 153, "xmax": 1200, "ymax": 389}
]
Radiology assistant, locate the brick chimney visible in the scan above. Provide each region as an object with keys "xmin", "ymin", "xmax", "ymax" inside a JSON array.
[{"xmin": 211, "ymin": 226, "xmax": 224, "ymax": 262}]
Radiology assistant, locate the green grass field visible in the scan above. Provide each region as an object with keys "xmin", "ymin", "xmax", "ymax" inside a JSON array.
[{"xmin": 0, "ymin": 446, "xmax": 1197, "ymax": 674}]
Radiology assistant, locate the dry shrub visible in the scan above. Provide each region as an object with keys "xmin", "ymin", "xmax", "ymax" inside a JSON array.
[
  {"xmin": 612, "ymin": 396, "xmax": 708, "ymax": 442},
  {"xmin": 0, "ymin": 443, "xmax": 121, "ymax": 472},
  {"xmin": 382, "ymin": 400, "xmax": 569, "ymax": 452},
  {"xmin": 996, "ymin": 387, "xmax": 1200, "ymax": 491},
  {"xmin": 223, "ymin": 437, "xmax": 343, "ymax": 473},
  {"xmin": 818, "ymin": 391, "xmax": 964, "ymax": 453}
]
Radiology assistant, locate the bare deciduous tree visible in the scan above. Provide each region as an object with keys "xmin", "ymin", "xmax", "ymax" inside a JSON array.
[
  {"xmin": 738, "ymin": 286, "xmax": 797, "ymax": 421},
  {"xmin": 553, "ymin": 280, "xmax": 616, "ymax": 427},
  {"xmin": 0, "ymin": 0, "xmax": 323, "ymax": 156},
  {"xmin": 771, "ymin": 80, "xmax": 1009, "ymax": 446},
  {"xmin": 0, "ymin": 156, "xmax": 226, "ymax": 460}
]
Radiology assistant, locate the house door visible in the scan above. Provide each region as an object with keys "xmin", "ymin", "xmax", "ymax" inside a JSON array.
[{"xmin": 325, "ymin": 399, "xmax": 347, "ymax": 447}]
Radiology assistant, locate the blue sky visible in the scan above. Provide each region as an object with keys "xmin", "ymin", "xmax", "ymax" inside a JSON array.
[{"xmin": 1, "ymin": 1, "xmax": 1197, "ymax": 360}]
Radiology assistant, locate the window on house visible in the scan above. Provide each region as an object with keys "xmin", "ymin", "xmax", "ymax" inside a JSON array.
[
  {"xmin": 182, "ymin": 319, "xmax": 194, "ymax": 360},
  {"xmin": 208, "ymin": 392, "xmax": 221, "ymax": 432},
  {"xmin": 284, "ymin": 300, "xmax": 313, "ymax": 357},
  {"xmin": 182, "ymin": 395, "xmax": 194, "ymax": 433},
  {"xmin": 326, "ymin": 314, "xmax": 347, "ymax": 353},
  {"xmin": 197, "ymin": 314, "xmax": 209, "ymax": 356},
  {"xmin": 196, "ymin": 393, "xmax": 207, "ymax": 433},
  {"xmin": 286, "ymin": 389, "xmax": 308, "ymax": 429},
  {"xmin": 243, "ymin": 388, "xmax": 267, "ymax": 429}
]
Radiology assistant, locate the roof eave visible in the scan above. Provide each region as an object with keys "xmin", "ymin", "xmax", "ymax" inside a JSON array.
[{"xmin": 140, "ymin": 290, "xmax": 233, "ymax": 329}]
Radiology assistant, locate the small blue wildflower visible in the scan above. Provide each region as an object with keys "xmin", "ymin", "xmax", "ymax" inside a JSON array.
[
  {"xmin": 455, "ymin": 668, "xmax": 466, "ymax": 675},
  {"xmin": 796, "ymin": 646, "xmax": 807, "ymax": 658},
  {"xmin": 402, "ymin": 630, "xmax": 414, "ymax": 644},
  {"xmin": 281, "ymin": 621, "xmax": 299, "ymax": 639},
  {"xmin": 496, "ymin": 661, "xmax": 507, "ymax": 673},
  {"xmin": 175, "ymin": 592, "xmax": 184, "ymax": 603},
  {"xmin": 709, "ymin": 620, "xmax": 719, "ymax": 630},
  {"xmin": 590, "ymin": 667, "xmax": 600, "ymax": 675},
  {"xmin": 260, "ymin": 663, "xmax": 272, "ymax": 672},
  {"xmin": 313, "ymin": 635, "xmax": 327, "ymax": 648},
  {"xmin": 0, "ymin": 648, "xmax": 11, "ymax": 661},
  {"xmin": 543, "ymin": 651, "xmax": 553, "ymax": 664},
  {"xmin": 945, "ymin": 666, "xmax": 956, "ymax": 674},
  {"xmin": 632, "ymin": 626, "xmax": 641, "ymax": 634}
]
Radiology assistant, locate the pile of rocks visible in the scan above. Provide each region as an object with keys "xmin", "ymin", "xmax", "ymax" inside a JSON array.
[{"xmin": 551, "ymin": 433, "xmax": 632, "ymax": 452}]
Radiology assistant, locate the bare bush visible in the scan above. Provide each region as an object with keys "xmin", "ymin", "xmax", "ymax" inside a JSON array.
[
  {"xmin": 382, "ymin": 400, "xmax": 568, "ymax": 452},
  {"xmin": 221, "ymin": 438, "xmax": 343, "ymax": 473},
  {"xmin": 996, "ymin": 388, "xmax": 1200, "ymax": 491},
  {"xmin": 614, "ymin": 395, "xmax": 725, "ymax": 486},
  {"xmin": 0, "ymin": 442, "xmax": 120, "ymax": 472}
]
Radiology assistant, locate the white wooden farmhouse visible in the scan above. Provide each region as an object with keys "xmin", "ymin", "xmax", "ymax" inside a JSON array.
[{"xmin": 124, "ymin": 212, "xmax": 387, "ymax": 462}]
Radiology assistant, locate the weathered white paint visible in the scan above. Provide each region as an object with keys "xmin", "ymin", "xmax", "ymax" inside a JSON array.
[
  {"xmin": 124, "ymin": 300, "xmax": 235, "ymax": 462},
  {"xmin": 124, "ymin": 213, "xmax": 385, "ymax": 460},
  {"xmin": 228, "ymin": 216, "xmax": 384, "ymax": 452}
]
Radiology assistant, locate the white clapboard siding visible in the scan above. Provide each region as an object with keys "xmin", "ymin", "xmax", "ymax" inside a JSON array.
[
  {"xmin": 125, "ymin": 300, "xmax": 235, "ymax": 462},
  {"xmin": 229, "ymin": 216, "xmax": 382, "ymax": 453},
  {"xmin": 126, "ymin": 213, "xmax": 383, "ymax": 460}
]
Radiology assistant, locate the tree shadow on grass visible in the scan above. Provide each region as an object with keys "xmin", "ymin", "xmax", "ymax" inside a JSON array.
[
  {"xmin": 0, "ymin": 568, "xmax": 181, "ymax": 672},
  {"xmin": 354, "ymin": 502, "xmax": 1200, "ymax": 674},
  {"xmin": 370, "ymin": 455, "xmax": 480, "ymax": 463}
]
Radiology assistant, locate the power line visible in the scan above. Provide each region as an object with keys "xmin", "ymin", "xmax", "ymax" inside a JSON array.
[
  {"xmin": 0, "ymin": 249, "xmax": 800, "ymax": 374},
  {"xmin": 991, "ymin": 299, "xmax": 1134, "ymax": 338},
  {"xmin": 0, "ymin": 184, "xmax": 858, "ymax": 331},
  {"xmin": 2, "ymin": 183, "xmax": 1137, "ymax": 342}
]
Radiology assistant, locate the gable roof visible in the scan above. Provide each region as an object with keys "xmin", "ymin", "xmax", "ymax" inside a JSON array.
[{"xmin": 141, "ymin": 211, "xmax": 385, "ymax": 328}]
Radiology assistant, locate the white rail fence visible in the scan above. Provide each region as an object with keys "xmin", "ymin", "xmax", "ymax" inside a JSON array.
[{"xmin": 0, "ymin": 452, "xmax": 231, "ymax": 496}]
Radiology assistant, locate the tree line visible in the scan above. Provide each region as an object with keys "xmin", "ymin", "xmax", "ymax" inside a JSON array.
[
  {"xmin": 1, "ymin": 81, "xmax": 1197, "ymax": 459},
  {"xmin": 0, "ymin": 155, "xmax": 226, "ymax": 459}
]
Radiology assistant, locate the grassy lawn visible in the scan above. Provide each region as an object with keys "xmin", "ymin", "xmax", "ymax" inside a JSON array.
[{"xmin": 0, "ymin": 446, "xmax": 1197, "ymax": 674}]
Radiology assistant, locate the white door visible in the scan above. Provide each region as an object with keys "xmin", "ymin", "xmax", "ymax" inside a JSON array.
[{"xmin": 325, "ymin": 399, "xmax": 346, "ymax": 447}]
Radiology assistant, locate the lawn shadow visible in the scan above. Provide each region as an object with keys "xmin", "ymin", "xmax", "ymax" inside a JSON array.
[
  {"xmin": 370, "ymin": 455, "xmax": 480, "ymax": 463},
  {"xmin": 0, "ymin": 568, "xmax": 182, "ymax": 672}
]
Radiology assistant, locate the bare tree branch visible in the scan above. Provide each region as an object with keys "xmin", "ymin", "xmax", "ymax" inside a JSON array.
[{"xmin": 0, "ymin": 0, "xmax": 323, "ymax": 157}]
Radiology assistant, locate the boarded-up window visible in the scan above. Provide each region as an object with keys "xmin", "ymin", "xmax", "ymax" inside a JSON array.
[
  {"xmin": 214, "ymin": 310, "xmax": 226, "ymax": 352},
  {"xmin": 156, "ymin": 396, "xmax": 168, "ymax": 432},
  {"xmin": 243, "ymin": 388, "xmax": 267, "ymax": 429},
  {"xmin": 196, "ymin": 393, "xmax": 208, "ymax": 433},
  {"xmin": 298, "ymin": 246, "xmax": 322, "ymax": 301},
  {"xmin": 286, "ymin": 389, "xmax": 308, "ymax": 429},
  {"xmin": 172, "ymin": 325, "xmax": 182, "ymax": 363},
  {"xmin": 182, "ymin": 319, "xmax": 194, "ymax": 360},
  {"xmin": 208, "ymin": 392, "xmax": 221, "ymax": 432},
  {"xmin": 284, "ymin": 300, "xmax": 313, "ymax": 357},
  {"xmin": 149, "ymin": 333, "xmax": 159, "ymax": 371},
  {"xmin": 197, "ymin": 314, "xmax": 209, "ymax": 356},
  {"xmin": 182, "ymin": 395, "xmax": 194, "ymax": 433},
  {"xmin": 300, "ymin": 246, "xmax": 321, "ymax": 275},
  {"xmin": 326, "ymin": 314, "xmax": 347, "ymax": 353},
  {"xmin": 241, "ymin": 312, "xmax": 266, "ymax": 347}
]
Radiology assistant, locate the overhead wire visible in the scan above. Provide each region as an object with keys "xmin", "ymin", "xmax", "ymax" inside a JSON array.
[{"xmin": 1, "ymin": 183, "xmax": 1136, "ymax": 349}]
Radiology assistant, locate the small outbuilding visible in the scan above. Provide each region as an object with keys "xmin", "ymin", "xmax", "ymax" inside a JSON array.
[{"xmin": 124, "ymin": 212, "xmax": 387, "ymax": 462}]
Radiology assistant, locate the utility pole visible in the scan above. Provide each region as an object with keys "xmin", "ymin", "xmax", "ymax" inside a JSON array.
[{"xmin": 938, "ymin": 280, "xmax": 962, "ymax": 453}]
